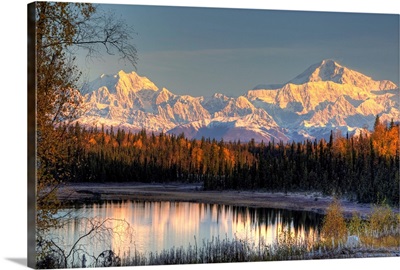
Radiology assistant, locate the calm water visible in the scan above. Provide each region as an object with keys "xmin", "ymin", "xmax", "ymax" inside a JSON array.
[{"xmin": 51, "ymin": 201, "xmax": 323, "ymax": 261}]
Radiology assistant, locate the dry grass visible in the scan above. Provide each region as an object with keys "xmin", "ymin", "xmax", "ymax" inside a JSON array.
[
  {"xmin": 39, "ymin": 198, "xmax": 399, "ymax": 268},
  {"xmin": 359, "ymin": 204, "xmax": 400, "ymax": 249}
]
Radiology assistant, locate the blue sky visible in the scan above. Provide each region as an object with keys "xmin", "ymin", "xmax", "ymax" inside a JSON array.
[{"xmin": 76, "ymin": 4, "xmax": 399, "ymax": 97}]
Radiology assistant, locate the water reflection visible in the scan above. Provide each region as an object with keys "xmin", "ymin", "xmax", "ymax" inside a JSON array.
[{"xmin": 52, "ymin": 201, "xmax": 323, "ymax": 260}]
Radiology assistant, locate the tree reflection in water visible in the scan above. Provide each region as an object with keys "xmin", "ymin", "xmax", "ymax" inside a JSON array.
[{"xmin": 52, "ymin": 201, "xmax": 324, "ymax": 265}]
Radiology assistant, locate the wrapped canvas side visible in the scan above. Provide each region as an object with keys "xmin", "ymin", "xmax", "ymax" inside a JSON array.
[{"xmin": 27, "ymin": 2, "xmax": 37, "ymax": 269}]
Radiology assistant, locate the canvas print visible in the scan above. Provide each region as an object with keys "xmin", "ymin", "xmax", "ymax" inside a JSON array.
[{"xmin": 28, "ymin": 1, "xmax": 400, "ymax": 269}]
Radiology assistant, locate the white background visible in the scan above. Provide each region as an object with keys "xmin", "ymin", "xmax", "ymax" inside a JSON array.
[{"xmin": 1, "ymin": 0, "xmax": 399, "ymax": 269}]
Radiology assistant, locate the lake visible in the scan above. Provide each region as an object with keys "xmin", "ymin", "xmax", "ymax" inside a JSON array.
[{"xmin": 51, "ymin": 200, "xmax": 324, "ymax": 264}]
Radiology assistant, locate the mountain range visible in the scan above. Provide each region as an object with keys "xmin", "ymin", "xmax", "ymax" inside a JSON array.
[{"xmin": 76, "ymin": 59, "xmax": 399, "ymax": 142}]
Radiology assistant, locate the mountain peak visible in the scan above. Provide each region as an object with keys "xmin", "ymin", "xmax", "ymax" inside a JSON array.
[
  {"xmin": 289, "ymin": 59, "xmax": 345, "ymax": 85},
  {"xmin": 81, "ymin": 70, "xmax": 159, "ymax": 96},
  {"xmin": 287, "ymin": 59, "xmax": 397, "ymax": 91},
  {"xmin": 320, "ymin": 59, "xmax": 340, "ymax": 66},
  {"xmin": 117, "ymin": 69, "xmax": 139, "ymax": 77},
  {"xmin": 116, "ymin": 71, "xmax": 159, "ymax": 94},
  {"xmin": 318, "ymin": 59, "xmax": 344, "ymax": 74},
  {"xmin": 78, "ymin": 63, "xmax": 398, "ymax": 143}
]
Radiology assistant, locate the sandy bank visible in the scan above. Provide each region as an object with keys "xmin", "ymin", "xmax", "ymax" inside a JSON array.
[{"xmin": 57, "ymin": 182, "xmax": 393, "ymax": 218}]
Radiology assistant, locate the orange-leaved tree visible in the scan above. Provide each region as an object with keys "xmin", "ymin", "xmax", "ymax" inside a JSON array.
[
  {"xmin": 32, "ymin": 2, "xmax": 137, "ymax": 267},
  {"xmin": 321, "ymin": 198, "xmax": 347, "ymax": 248}
]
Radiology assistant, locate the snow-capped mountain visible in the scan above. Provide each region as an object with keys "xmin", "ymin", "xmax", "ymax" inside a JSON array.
[
  {"xmin": 288, "ymin": 59, "xmax": 396, "ymax": 90},
  {"xmin": 76, "ymin": 60, "xmax": 399, "ymax": 142},
  {"xmin": 246, "ymin": 60, "xmax": 398, "ymax": 136}
]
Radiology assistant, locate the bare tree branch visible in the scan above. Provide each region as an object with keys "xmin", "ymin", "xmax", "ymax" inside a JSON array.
[
  {"xmin": 35, "ymin": 3, "xmax": 138, "ymax": 267},
  {"xmin": 41, "ymin": 7, "xmax": 138, "ymax": 69}
]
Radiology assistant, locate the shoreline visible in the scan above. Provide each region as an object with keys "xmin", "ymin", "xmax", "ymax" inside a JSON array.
[{"xmin": 57, "ymin": 182, "xmax": 393, "ymax": 218}]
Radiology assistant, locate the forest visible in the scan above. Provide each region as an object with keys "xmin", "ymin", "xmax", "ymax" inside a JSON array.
[{"xmin": 54, "ymin": 116, "xmax": 399, "ymax": 206}]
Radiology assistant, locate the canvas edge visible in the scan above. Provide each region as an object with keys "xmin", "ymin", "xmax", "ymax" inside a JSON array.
[
  {"xmin": 23, "ymin": 2, "xmax": 400, "ymax": 270},
  {"xmin": 27, "ymin": 2, "xmax": 37, "ymax": 269}
]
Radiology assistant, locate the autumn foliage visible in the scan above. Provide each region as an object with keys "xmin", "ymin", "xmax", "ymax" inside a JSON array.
[
  {"xmin": 321, "ymin": 199, "xmax": 347, "ymax": 247},
  {"xmin": 55, "ymin": 116, "xmax": 400, "ymax": 206}
]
